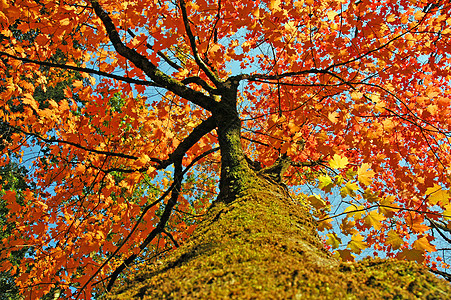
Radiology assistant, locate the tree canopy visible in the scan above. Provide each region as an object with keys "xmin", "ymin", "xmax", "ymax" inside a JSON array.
[{"xmin": 1, "ymin": 0, "xmax": 451, "ymax": 298}]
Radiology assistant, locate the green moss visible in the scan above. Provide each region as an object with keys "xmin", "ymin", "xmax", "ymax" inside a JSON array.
[{"xmin": 107, "ymin": 178, "xmax": 451, "ymax": 299}]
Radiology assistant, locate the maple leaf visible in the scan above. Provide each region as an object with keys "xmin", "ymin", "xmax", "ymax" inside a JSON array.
[
  {"xmin": 344, "ymin": 205, "xmax": 365, "ymax": 220},
  {"xmin": 336, "ymin": 249, "xmax": 355, "ymax": 262},
  {"xmin": 326, "ymin": 233, "xmax": 341, "ymax": 249},
  {"xmin": 347, "ymin": 233, "xmax": 367, "ymax": 254},
  {"xmin": 406, "ymin": 215, "xmax": 430, "ymax": 234},
  {"xmin": 340, "ymin": 181, "xmax": 359, "ymax": 197},
  {"xmin": 318, "ymin": 175, "xmax": 333, "ymax": 192},
  {"xmin": 426, "ymin": 184, "xmax": 449, "ymax": 206},
  {"xmin": 3, "ymin": 0, "xmax": 451, "ymax": 295},
  {"xmin": 363, "ymin": 210, "xmax": 385, "ymax": 231},
  {"xmin": 340, "ymin": 218, "xmax": 357, "ymax": 236},
  {"xmin": 357, "ymin": 163, "xmax": 375, "ymax": 186},
  {"xmin": 397, "ymin": 249, "xmax": 425, "ymax": 264},
  {"xmin": 386, "ymin": 230, "xmax": 404, "ymax": 250},
  {"xmin": 306, "ymin": 194, "xmax": 327, "ymax": 210},
  {"xmin": 329, "ymin": 154, "xmax": 349, "ymax": 169},
  {"xmin": 412, "ymin": 236, "xmax": 436, "ymax": 253},
  {"xmin": 444, "ymin": 203, "xmax": 451, "ymax": 220},
  {"xmin": 378, "ymin": 196, "xmax": 399, "ymax": 218}
]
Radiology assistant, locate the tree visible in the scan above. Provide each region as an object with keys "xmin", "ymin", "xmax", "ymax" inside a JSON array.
[{"xmin": 1, "ymin": 0, "xmax": 451, "ymax": 298}]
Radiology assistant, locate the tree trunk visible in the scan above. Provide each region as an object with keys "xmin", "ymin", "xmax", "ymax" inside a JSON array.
[
  {"xmin": 108, "ymin": 173, "xmax": 451, "ymax": 299},
  {"xmin": 106, "ymin": 82, "xmax": 451, "ymax": 299}
]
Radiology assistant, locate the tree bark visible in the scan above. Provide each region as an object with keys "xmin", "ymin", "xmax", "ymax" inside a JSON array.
[
  {"xmin": 107, "ymin": 174, "xmax": 451, "ymax": 299},
  {"xmin": 106, "ymin": 79, "xmax": 451, "ymax": 299}
]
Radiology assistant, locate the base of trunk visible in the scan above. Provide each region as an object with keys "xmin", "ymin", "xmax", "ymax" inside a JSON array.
[{"xmin": 108, "ymin": 177, "xmax": 451, "ymax": 299}]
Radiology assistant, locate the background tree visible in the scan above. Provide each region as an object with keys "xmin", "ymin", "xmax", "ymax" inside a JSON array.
[{"xmin": 1, "ymin": 0, "xmax": 451, "ymax": 298}]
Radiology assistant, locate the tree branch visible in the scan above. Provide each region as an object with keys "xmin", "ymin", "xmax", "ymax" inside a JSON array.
[
  {"xmin": 90, "ymin": 0, "xmax": 217, "ymax": 112},
  {"xmin": 125, "ymin": 28, "xmax": 183, "ymax": 71},
  {"xmin": 0, "ymin": 51, "xmax": 158, "ymax": 87},
  {"xmin": 8, "ymin": 125, "xmax": 139, "ymax": 160},
  {"xmin": 178, "ymin": 0, "xmax": 222, "ymax": 87},
  {"xmin": 105, "ymin": 159, "xmax": 184, "ymax": 292}
]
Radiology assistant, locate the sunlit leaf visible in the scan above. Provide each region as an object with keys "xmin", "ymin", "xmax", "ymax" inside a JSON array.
[
  {"xmin": 348, "ymin": 233, "xmax": 367, "ymax": 254},
  {"xmin": 363, "ymin": 210, "xmax": 385, "ymax": 230},
  {"xmin": 386, "ymin": 230, "xmax": 403, "ymax": 250},
  {"xmin": 329, "ymin": 154, "xmax": 349, "ymax": 169},
  {"xmin": 426, "ymin": 184, "xmax": 449, "ymax": 205},
  {"xmin": 357, "ymin": 163, "xmax": 375, "ymax": 186},
  {"xmin": 326, "ymin": 233, "xmax": 341, "ymax": 249},
  {"xmin": 412, "ymin": 236, "xmax": 436, "ymax": 252}
]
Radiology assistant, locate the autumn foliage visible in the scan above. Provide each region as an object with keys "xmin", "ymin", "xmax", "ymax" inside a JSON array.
[{"xmin": 1, "ymin": 0, "xmax": 451, "ymax": 298}]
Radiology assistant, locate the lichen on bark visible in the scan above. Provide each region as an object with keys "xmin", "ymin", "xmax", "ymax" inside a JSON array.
[
  {"xmin": 106, "ymin": 75, "xmax": 451, "ymax": 300},
  {"xmin": 107, "ymin": 174, "xmax": 451, "ymax": 299}
]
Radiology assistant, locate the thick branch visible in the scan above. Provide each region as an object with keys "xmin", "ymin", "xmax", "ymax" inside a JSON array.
[
  {"xmin": 98, "ymin": 116, "xmax": 217, "ymax": 173},
  {"xmin": 90, "ymin": 0, "xmax": 217, "ymax": 112},
  {"xmin": 158, "ymin": 116, "xmax": 217, "ymax": 169}
]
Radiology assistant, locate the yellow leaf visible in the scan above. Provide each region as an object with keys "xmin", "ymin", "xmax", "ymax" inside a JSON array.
[
  {"xmin": 268, "ymin": 0, "xmax": 281, "ymax": 11},
  {"xmin": 348, "ymin": 233, "xmax": 367, "ymax": 254},
  {"xmin": 135, "ymin": 154, "xmax": 150, "ymax": 168},
  {"xmin": 357, "ymin": 163, "xmax": 375, "ymax": 186},
  {"xmin": 306, "ymin": 194, "xmax": 327, "ymax": 210},
  {"xmin": 444, "ymin": 203, "xmax": 451, "ymax": 220},
  {"xmin": 379, "ymin": 196, "xmax": 399, "ymax": 218},
  {"xmin": 328, "ymin": 111, "xmax": 339, "ymax": 124},
  {"xmin": 318, "ymin": 175, "xmax": 333, "ymax": 192},
  {"xmin": 59, "ymin": 18, "xmax": 71, "ymax": 26},
  {"xmin": 426, "ymin": 184, "xmax": 449, "ymax": 205},
  {"xmin": 329, "ymin": 154, "xmax": 348, "ymax": 169},
  {"xmin": 412, "ymin": 236, "xmax": 436, "ymax": 252},
  {"xmin": 386, "ymin": 230, "xmax": 403, "ymax": 250},
  {"xmin": 386, "ymin": 14, "xmax": 396, "ymax": 22},
  {"xmin": 326, "ymin": 233, "xmax": 341, "ymax": 249},
  {"xmin": 363, "ymin": 210, "xmax": 385, "ymax": 230},
  {"xmin": 344, "ymin": 205, "xmax": 364, "ymax": 220},
  {"xmin": 327, "ymin": 11, "xmax": 338, "ymax": 21},
  {"xmin": 340, "ymin": 181, "xmax": 359, "ymax": 197}
]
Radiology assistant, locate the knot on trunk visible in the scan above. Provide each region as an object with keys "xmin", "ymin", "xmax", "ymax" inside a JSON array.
[{"xmin": 257, "ymin": 154, "xmax": 292, "ymax": 182}]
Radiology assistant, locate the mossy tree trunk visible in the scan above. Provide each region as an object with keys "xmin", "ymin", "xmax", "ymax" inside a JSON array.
[{"xmin": 108, "ymin": 82, "xmax": 451, "ymax": 299}]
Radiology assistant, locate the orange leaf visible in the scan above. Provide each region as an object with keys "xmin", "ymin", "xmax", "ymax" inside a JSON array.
[{"xmin": 412, "ymin": 236, "xmax": 436, "ymax": 252}]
